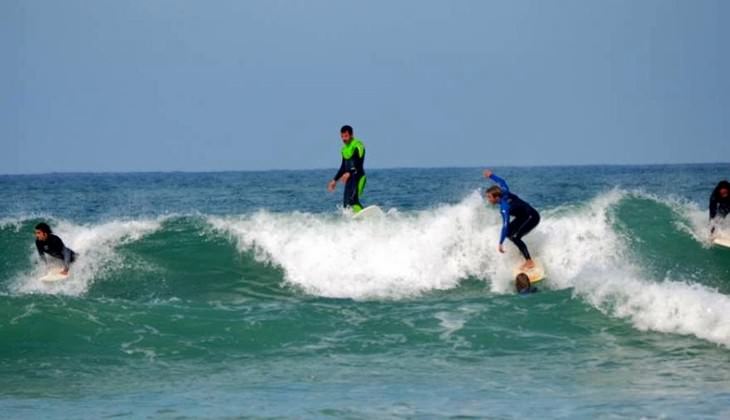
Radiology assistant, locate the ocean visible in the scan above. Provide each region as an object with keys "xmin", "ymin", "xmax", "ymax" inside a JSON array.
[{"xmin": 2, "ymin": 164, "xmax": 730, "ymax": 418}]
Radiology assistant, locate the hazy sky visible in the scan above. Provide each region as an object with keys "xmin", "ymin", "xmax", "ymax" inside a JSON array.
[{"xmin": 2, "ymin": 0, "xmax": 728, "ymax": 174}]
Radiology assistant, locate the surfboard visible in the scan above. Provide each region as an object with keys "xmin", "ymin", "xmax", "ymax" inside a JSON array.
[
  {"xmin": 512, "ymin": 259, "xmax": 545, "ymax": 284},
  {"xmin": 713, "ymin": 235, "xmax": 730, "ymax": 249},
  {"xmin": 39, "ymin": 270, "xmax": 68, "ymax": 283},
  {"xmin": 353, "ymin": 205, "xmax": 385, "ymax": 220}
]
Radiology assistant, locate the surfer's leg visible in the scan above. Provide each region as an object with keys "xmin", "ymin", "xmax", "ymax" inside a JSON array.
[
  {"xmin": 344, "ymin": 174, "xmax": 364, "ymax": 212},
  {"xmin": 354, "ymin": 175, "xmax": 366, "ymax": 212},
  {"xmin": 509, "ymin": 235, "xmax": 531, "ymax": 260},
  {"xmin": 508, "ymin": 212, "xmax": 540, "ymax": 261}
]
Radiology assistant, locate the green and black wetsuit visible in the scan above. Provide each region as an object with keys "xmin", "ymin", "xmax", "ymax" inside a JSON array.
[{"xmin": 333, "ymin": 138, "xmax": 366, "ymax": 212}]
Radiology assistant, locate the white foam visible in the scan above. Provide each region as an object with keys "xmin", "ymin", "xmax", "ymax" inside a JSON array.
[
  {"xmin": 573, "ymin": 268, "xmax": 730, "ymax": 347},
  {"xmin": 209, "ymin": 191, "xmax": 626, "ymax": 299},
  {"xmin": 209, "ymin": 193, "xmax": 499, "ymax": 299},
  {"xmin": 11, "ymin": 218, "xmax": 164, "ymax": 296},
  {"xmin": 210, "ymin": 190, "xmax": 730, "ymax": 348}
]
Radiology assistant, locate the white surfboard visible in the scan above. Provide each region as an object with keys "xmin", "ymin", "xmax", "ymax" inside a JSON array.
[
  {"xmin": 713, "ymin": 235, "xmax": 730, "ymax": 249},
  {"xmin": 512, "ymin": 259, "xmax": 545, "ymax": 284},
  {"xmin": 353, "ymin": 205, "xmax": 385, "ymax": 220},
  {"xmin": 39, "ymin": 270, "xmax": 68, "ymax": 283}
]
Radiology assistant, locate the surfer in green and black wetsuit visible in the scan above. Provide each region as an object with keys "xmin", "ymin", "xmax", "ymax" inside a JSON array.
[{"xmin": 327, "ymin": 125, "xmax": 367, "ymax": 213}]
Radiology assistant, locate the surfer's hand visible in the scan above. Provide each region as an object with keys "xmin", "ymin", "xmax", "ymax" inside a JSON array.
[
  {"xmin": 327, "ymin": 180, "xmax": 337, "ymax": 192},
  {"xmin": 498, "ymin": 244, "xmax": 505, "ymax": 253},
  {"xmin": 483, "ymin": 169, "xmax": 493, "ymax": 178},
  {"xmin": 60, "ymin": 268, "xmax": 69, "ymax": 275},
  {"xmin": 340, "ymin": 173, "xmax": 350, "ymax": 183}
]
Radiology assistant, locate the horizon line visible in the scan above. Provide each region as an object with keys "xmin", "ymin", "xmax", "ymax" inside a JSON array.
[{"xmin": 2, "ymin": 161, "xmax": 729, "ymax": 177}]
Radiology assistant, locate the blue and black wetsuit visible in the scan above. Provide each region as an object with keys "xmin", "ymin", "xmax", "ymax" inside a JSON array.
[
  {"xmin": 710, "ymin": 180, "xmax": 730, "ymax": 220},
  {"xmin": 333, "ymin": 138, "xmax": 366, "ymax": 212},
  {"xmin": 489, "ymin": 174, "xmax": 540, "ymax": 260},
  {"xmin": 519, "ymin": 286, "xmax": 539, "ymax": 295},
  {"xmin": 36, "ymin": 234, "xmax": 76, "ymax": 271}
]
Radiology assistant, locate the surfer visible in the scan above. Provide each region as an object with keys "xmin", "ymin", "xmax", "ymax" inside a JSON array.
[
  {"xmin": 710, "ymin": 180, "xmax": 730, "ymax": 233},
  {"xmin": 483, "ymin": 169, "xmax": 540, "ymax": 271},
  {"xmin": 515, "ymin": 273, "xmax": 538, "ymax": 294},
  {"xmin": 327, "ymin": 125, "xmax": 367, "ymax": 213},
  {"xmin": 34, "ymin": 222, "xmax": 76, "ymax": 275}
]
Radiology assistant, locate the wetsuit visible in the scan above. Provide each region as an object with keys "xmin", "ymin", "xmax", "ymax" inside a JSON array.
[
  {"xmin": 518, "ymin": 286, "xmax": 539, "ymax": 295},
  {"xmin": 333, "ymin": 138, "xmax": 366, "ymax": 212},
  {"xmin": 489, "ymin": 174, "xmax": 540, "ymax": 260},
  {"xmin": 36, "ymin": 234, "xmax": 76, "ymax": 271},
  {"xmin": 709, "ymin": 181, "xmax": 730, "ymax": 220}
]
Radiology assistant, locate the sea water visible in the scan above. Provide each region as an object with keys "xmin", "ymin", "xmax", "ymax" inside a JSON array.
[{"xmin": 2, "ymin": 165, "xmax": 730, "ymax": 418}]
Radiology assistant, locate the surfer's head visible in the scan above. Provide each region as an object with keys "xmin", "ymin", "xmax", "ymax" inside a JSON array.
[
  {"xmin": 717, "ymin": 180, "xmax": 730, "ymax": 199},
  {"xmin": 340, "ymin": 125, "xmax": 353, "ymax": 144},
  {"xmin": 485, "ymin": 186, "xmax": 502, "ymax": 205},
  {"xmin": 34, "ymin": 222, "xmax": 51, "ymax": 241},
  {"xmin": 515, "ymin": 273, "xmax": 531, "ymax": 294}
]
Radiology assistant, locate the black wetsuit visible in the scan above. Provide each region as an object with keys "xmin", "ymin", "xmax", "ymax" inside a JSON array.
[
  {"xmin": 710, "ymin": 183, "xmax": 730, "ymax": 220},
  {"xmin": 36, "ymin": 234, "xmax": 76, "ymax": 270},
  {"xmin": 505, "ymin": 193, "xmax": 540, "ymax": 260},
  {"xmin": 333, "ymin": 141, "xmax": 366, "ymax": 210}
]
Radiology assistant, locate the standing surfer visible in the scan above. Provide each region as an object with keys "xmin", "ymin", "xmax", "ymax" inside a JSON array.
[
  {"xmin": 483, "ymin": 169, "xmax": 540, "ymax": 271},
  {"xmin": 327, "ymin": 125, "xmax": 367, "ymax": 213}
]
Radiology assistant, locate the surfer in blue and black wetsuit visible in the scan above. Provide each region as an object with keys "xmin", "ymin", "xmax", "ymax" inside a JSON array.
[
  {"xmin": 483, "ymin": 169, "xmax": 540, "ymax": 271},
  {"xmin": 710, "ymin": 180, "xmax": 730, "ymax": 234},
  {"xmin": 34, "ymin": 223, "xmax": 76, "ymax": 275},
  {"xmin": 327, "ymin": 125, "xmax": 367, "ymax": 213}
]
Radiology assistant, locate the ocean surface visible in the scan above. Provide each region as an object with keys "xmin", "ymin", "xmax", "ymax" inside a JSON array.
[{"xmin": 2, "ymin": 164, "xmax": 730, "ymax": 418}]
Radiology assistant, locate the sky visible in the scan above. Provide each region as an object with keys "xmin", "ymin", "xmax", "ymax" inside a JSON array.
[{"xmin": 1, "ymin": 0, "xmax": 728, "ymax": 174}]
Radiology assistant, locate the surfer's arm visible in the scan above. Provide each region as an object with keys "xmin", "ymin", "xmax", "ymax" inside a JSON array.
[
  {"xmin": 499, "ymin": 203, "xmax": 509, "ymax": 245},
  {"xmin": 62, "ymin": 247, "xmax": 72, "ymax": 271},
  {"xmin": 710, "ymin": 195, "xmax": 717, "ymax": 220},
  {"xmin": 489, "ymin": 173, "xmax": 510, "ymax": 194},
  {"xmin": 333, "ymin": 158, "xmax": 347, "ymax": 182},
  {"xmin": 35, "ymin": 242, "xmax": 47, "ymax": 263}
]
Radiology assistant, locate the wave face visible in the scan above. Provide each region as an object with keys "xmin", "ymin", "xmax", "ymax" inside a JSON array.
[
  {"xmin": 207, "ymin": 189, "xmax": 730, "ymax": 347},
  {"xmin": 2, "ymin": 166, "xmax": 730, "ymax": 417}
]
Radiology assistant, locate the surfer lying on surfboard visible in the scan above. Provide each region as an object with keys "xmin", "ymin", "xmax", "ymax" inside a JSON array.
[
  {"xmin": 483, "ymin": 169, "xmax": 540, "ymax": 271},
  {"xmin": 710, "ymin": 180, "xmax": 730, "ymax": 234},
  {"xmin": 35, "ymin": 222, "xmax": 76, "ymax": 275},
  {"xmin": 327, "ymin": 125, "xmax": 367, "ymax": 213}
]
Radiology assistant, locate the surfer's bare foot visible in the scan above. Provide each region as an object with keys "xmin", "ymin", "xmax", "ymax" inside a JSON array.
[{"xmin": 521, "ymin": 260, "xmax": 535, "ymax": 271}]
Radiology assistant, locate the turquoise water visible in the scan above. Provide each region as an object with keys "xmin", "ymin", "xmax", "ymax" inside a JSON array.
[{"xmin": 2, "ymin": 165, "xmax": 730, "ymax": 418}]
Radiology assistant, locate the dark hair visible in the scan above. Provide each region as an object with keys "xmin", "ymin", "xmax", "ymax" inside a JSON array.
[
  {"xmin": 35, "ymin": 222, "xmax": 52, "ymax": 234},
  {"xmin": 515, "ymin": 273, "xmax": 531, "ymax": 293},
  {"xmin": 716, "ymin": 180, "xmax": 730, "ymax": 193},
  {"xmin": 486, "ymin": 185, "xmax": 502, "ymax": 198},
  {"xmin": 340, "ymin": 125, "xmax": 353, "ymax": 135}
]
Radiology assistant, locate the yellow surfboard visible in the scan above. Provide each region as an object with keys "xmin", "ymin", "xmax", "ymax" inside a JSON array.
[{"xmin": 512, "ymin": 259, "xmax": 545, "ymax": 284}]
